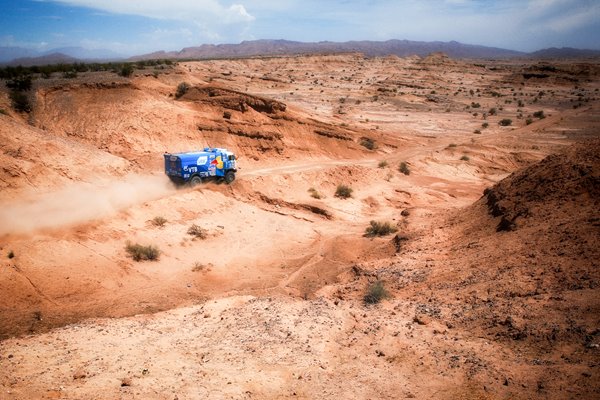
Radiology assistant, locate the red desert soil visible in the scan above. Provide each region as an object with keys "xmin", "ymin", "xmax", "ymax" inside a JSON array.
[{"xmin": 0, "ymin": 54, "xmax": 598, "ymax": 399}]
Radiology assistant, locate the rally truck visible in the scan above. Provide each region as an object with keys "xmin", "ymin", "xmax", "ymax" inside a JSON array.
[{"xmin": 164, "ymin": 147, "xmax": 237, "ymax": 186}]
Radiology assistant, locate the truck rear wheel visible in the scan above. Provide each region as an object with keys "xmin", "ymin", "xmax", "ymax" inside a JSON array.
[
  {"xmin": 225, "ymin": 171, "xmax": 235, "ymax": 184},
  {"xmin": 190, "ymin": 176, "xmax": 202, "ymax": 187}
]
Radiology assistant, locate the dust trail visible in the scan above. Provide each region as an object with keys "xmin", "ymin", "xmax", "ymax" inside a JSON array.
[{"xmin": 0, "ymin": 175, "xmax": 176, "ymax": 235}]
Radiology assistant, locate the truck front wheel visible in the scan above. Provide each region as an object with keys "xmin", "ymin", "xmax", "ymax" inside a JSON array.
[
  {"xmin": 225, "ymin": 171, "xmax": 236, "ymax": 184},
  {"xmin": 190, "ymin": 176, "xmax": 202, "ymax": 187}
]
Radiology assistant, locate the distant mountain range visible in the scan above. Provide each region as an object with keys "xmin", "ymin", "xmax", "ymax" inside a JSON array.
[
  {"xmin": 2, "ymin": 40, "xmax": 600, "ymax": 66},
  {"xmin": 0, "ymin": 46, "xmax": 125, "ymax": 66}
]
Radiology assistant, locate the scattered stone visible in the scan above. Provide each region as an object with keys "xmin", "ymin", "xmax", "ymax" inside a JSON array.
[
  {"xmin": 73, "ymin": 369, "xmax": 87, "ymax": 380},
  {"xmin": 121, "ymin": 377, "xmax": 132, "ymax": 387},
  {"xmin": 413, "ymin": 314, "xmax": 430, "ymax": 325}
]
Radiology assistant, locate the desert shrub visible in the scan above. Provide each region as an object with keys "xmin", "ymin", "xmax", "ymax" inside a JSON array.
[
  {"xmin": 151, "ymin": 216, "xmax": 167, "ymax": 227},
  {"xmin": 448, "ymin": 143, "xmax": 457, "ymax": 148},
  {"xmin": 308, "ymin": 187, "xmax": 322, "ymax": 199},
  {"xmin": 192, "ymin": 262, "xmax": 206, "ymax": 272},
  {"xmin": 63, "ymin": 70, "xmax": 77, "ymax": 79},
  {"xmin": 471, "ymin": 102, "xmax": 481, "ymax": 108},
  {"xmin": 473, "ymin": 129, "xmax": 481, "ymax": 134},
  {"xmin": 526, "ymin": 118, "xmax": 533, "ymax": 125},
  {"xmin": 119, "ymin": 64, "xmax": 134, "ymax": 77},
  {"xmin": 334, "ymin": 184, "xmax": 353, "ymax": 199},
  {"xmin": 9, "ymin": 91, "xmax": 31, "ymax": 113},
  {"xmin": 399, "ymin": 162, "xmax": 410, "ymax": 175},
  {"xmin": 533, "ymin": 110, "xmax": 545, "ymax": 119},
  {"xmin": 460, "ymin": 155, "xmax": 470, "ymax": 161},
  {"xmin": 518, "ymin": 100, "xmax": 524, "ymax": 107},
  {"xmin": 175, "ymin": 82, "xmax": 190, "ymax": 98},
  {"xmin": 488, "ymin": 107, "xmax": 497, "ymax": 115},
  {"xmin": 6, "ymin": 75, "xmax": 32, "ymax": 91},
  {"xmin": 360, "ymin": 137, "xmax": 377, "ymax": 150},
  {"xmin": 378, "ymin": 160, "xmax": 388, "ymax": 168},
  {"xmin": 8, "ymin": 250, "xmax": 14, "ymax": 259},
  {"xmin": 365, "ymin": 220, "xmax": 398, "ymax": 237},
  {"xmin": 125, "ymin": 242, "xmax": 160, "ymax": 261},
  {"xmin": 482, "ymin": 122, "xmax": 489, "ymax": 128},
  {"xmin": 364, "ymin": 281, "xmax": 389, "ymax": 304},
  {"xmin": 187, "ymin": 224, "xmax": 208, "ymax": 239},
  {"xmin": 498, "ymin": 118, "xmax": 512, "ymax": 126},
  {"xmin": 223, "ymin": 110, "xmax": 232, "ymax": 119},
  {"xmin": 0, "ymin": 108, "xmax": 7, "ymax": 115}
]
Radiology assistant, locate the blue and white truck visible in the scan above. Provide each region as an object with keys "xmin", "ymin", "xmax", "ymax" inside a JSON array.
[{"xmin": 164, "ymin": 147, "xmax": 238, "ymax": 186}]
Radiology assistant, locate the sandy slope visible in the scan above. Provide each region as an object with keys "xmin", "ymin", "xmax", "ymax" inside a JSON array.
[{"xmin": 0, "ymin": 54, "xmax": 599, "ymax": 399}]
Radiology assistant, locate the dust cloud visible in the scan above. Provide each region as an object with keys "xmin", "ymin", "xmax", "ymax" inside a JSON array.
[{"xmin": 0, "ymin": 175, "xmax": 176, "ymax": 235}]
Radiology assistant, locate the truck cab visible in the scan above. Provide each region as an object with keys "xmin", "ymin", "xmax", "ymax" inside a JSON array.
[{"xmin": 164, "ymin": 147, "xmax": 237, "ymax": 186}]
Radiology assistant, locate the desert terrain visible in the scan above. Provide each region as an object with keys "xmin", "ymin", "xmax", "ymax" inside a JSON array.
[{"xmin": 0, "ymin": 53, "xmax": 598, "ymax": 399}]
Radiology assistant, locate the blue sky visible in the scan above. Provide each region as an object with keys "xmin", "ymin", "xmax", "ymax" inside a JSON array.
[{"xmin": 1, "ymin": 0, "xmax": 599, "ymax": 56}]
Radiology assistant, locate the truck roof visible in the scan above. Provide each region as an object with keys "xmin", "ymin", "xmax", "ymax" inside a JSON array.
[{"xmin": 168, "ymin": 147, "xmax": 234, "ymax": 157}]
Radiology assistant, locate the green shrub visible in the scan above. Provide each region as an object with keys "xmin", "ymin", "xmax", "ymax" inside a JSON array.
[
  {"xmin": 471, "ymin": 102, "xmax": 481, "ymax": 108},
  {"xmin": 63, "ymin": 70, "xmax": 77, "ymax": 79},
  {"xmin": 498, "ymin": 119, "xmax": 512, "ymax": 126},
  {"xmin": 473, "ymin": 129, "xmax": 481, "ymax": 134},
  {"xmin": 119, "ymin": 64, "xmax": 134, "ymax": 77},
  {"xmin": 9, "ymin": 91, "xmax": 31, "ymax": 113},
  {"xmin": 187, "ymin": 224, "xmax": 207, "ymax": 239},
  {"xmin": 378, "ymin": 160, "xmax": 388, "ymax": 168},
  {"xmin": 151, "ymin": 216, "xmax": 167, "ymax": 227},
  {"xmin": 364, "ymin": 281, "xmax": 389, "ymax": 304},
  {"xmin": 448, "ymin": 143, "xmax": 457, "ymax": 148},
  {"xmin": 365, "ymin": 220, "xmax": 398, "ymax": 237},
  {"xmin": 334, "ymin": 184, "xmax": 353, "ymax": 199},
  {"xmin": 488, "ymin": 107, "xmax": 497, "ymax": 115},
  {"xmin": 533, "ymin": 110, "xmax": 545, "ymax": 119},
  {"xmin": 460, "ymin": 155, "xmax": 470, "ymax": 161},
  {"xmin": 399, "ymin": 162, "xmax": 410, "ymax": 175},
  {"xmin": 0, "ymin": 109, "xmax": 8, "ymax": 115},
  {"xmin": 482, "ymin": 122, "xmax": 489, "ymax": 128},
  {"xmin": 125, "ymin": 242, "xmax": 160, "ymax": 261},
  {"xmin": 526, "ymin": 118, "xmax": 533, "ymax": 125},
  {"xmin": 175, "ymin": 82, "xmax": 190, "ymax": 98},
  {"xmin": 6, "ymin": 75, "xmax": 32, "ymax": 91}
]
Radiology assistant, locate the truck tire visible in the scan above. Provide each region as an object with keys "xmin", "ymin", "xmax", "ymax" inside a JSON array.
[
  {"xmin": 190, "ymin": 176, "xmax": 202, "ymax": 187},
  {"xmin": 225, "ymin": 171, "xmax": 235, "ymax": 184}
]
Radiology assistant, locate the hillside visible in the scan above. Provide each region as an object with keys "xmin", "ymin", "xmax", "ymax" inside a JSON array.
[{"xmin": 0, "ymin": 53, "xmax": 599, "ymax": 399}]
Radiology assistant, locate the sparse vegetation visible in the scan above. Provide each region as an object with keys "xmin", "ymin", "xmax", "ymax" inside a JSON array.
[
  {"xmin": 192, "ymin": 262, "xmax": 207, "ymax": 272},
  {"xmin": 526, "ymin": 118, "xmax": 533, "ymax": 125},
  {"xmin": 488, "ymin": 107, "xmax": 497, "ymax": 116},
  {"xmin": 223, "ymin": 110, "xmax": 232, "ymax": 119},
  {"xmin": 399, "ymin": 162, "xmax": 410, "ymax": 176},
  {"xmin": 119, "ymin": 64, "xmax": 134, "ymax": 77},
  {"xmin": 470, "ymin": 102, "xmax": 481, "ymax": 108},
  {"xmin": 378, "ymin": 160, "xmax": 388, "ymax": 168},
  {"xmin": 364, "ymin": 281, "xmax": 389, "ymax": 304},
  {"xmin": 9, "ymin": 91, "xmax": 31, "ymax": 113},
  {"xmin": 0, "ymin": 108, "xmax": 8, "ymax": 115},
  {"xmin": 482, "ymin": 122, "xmax": 489, "ymax": 128},
  {"xmin": 474, "ymin": 129, "xmax": 481, "ymax": 134},
  {"xmin": 448, "ymin": 143, "xmax": 457, "ymax": 148},
  {"xmin": 175, "ymin": 82, "xmax": 191, "ymax": 98},
  {"xmin": 364, "ymin": 220, "xmax": 398, "ymax": 237},
  {"xmin": 8, "ymin": 250, "xmax": 15, "ymax": 259},
  {"xmin": 460, "ymin": 155, "xmax": 470, "ymax": 161},
  {"xmin": 187, "ymin": 224, "xmax": 208, "ymax": 239},
  {"xmin": 498, "ymin": 118, "xmax": 512, "ymax": 126},
  {"xmin": 125, "ymin": 242, "xmax": 160, "ymax": 261},
  {"xmin": 150, "ymin": 216, "xmax": 167, "ymax": 228},
  {"xmin": 360, "ymin": 137, "xmax": 377, "ymax": 150},
  {"xmin": 334, "ymin": 184, "xmax": 353, "ymax": 199},
  {"xmin": 308, "ymin": 187, "xmax": 322, "ymax": 199},
  {"xmin": 533, "ymin": 110, "xmax": 546, "ymax": 119}
]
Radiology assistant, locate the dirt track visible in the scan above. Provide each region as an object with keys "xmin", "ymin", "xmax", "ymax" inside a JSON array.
[{"xmin": 0, "ymin": 54, "xmax": 599, "ymax": 399}]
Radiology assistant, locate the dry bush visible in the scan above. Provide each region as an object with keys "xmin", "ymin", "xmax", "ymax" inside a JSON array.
[
  {"xmin": 334, "ymin": 184, "xmax": 353, "ymax": 199},
  {"xmin": 308, "ymin": 187, "xmax": 322, "ymax": 199},
  {"xmin": 399, "ymin": 162, "xmax": 410, "ymax": 176},
  {"xmin": 364, "ymin": 220, "xmax": 398, "ymax": 237},
  {"xmin": 378, "ymin": 160, "xmax": 388, "ymax": 168},
  {"xmin": 151, "ymin": 216, "xmax": 167, "ymax": 227},
  {"xmin": 187, "ymin": 224, "xmax": 208, "ymax": 239},
  {"xmin": 125, "ymin": 242, "xmax": 160, "ymax": 261},
  {"xmin": 498, "ymin": 118, "xmax": 512, "ymax": 126},
  {"xmin": 364, "ymin": 281, "xmax": 389, "ymax": 304}
]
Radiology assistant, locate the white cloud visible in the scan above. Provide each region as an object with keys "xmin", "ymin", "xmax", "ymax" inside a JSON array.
[{"xmin": 49, "ymin": 0, "xmax": 254, "ymax": 23}]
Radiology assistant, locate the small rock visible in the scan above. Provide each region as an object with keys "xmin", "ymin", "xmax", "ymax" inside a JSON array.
[
  {"xmin": 413, "ymin": 314, "xmax": 430, "ymax": 325},
  {"xmin": 73, "ymin": 369, "xmax": 87, "ymax": 380},
  {"xmin": 121, "ymin": 377, "xmax": 132, "ymax": 387}
]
